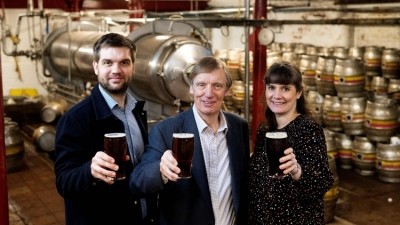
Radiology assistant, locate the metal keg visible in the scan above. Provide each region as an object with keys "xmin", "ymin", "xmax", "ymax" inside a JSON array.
[
  {"xmin": 294, "ymin": 43, "xmax": 308, "ymax": 55},
  {"xmin": 352, "ymin": 136, "xmax": 376, "ymax": 176},
  {"xmin": 323, "ymin": 95, "xmax": 343, "ymax": 132},
  {"xmin": 371, "ymin": 76, "xmax": 388, "ymax": 96},
  {"xmin": 375, "ymin": 143, "xmax": 400, "ymax": 183},
  {"xmin": 5, "ymin": 120, "xmax": 24, "ymax": 172},
  {"xmin": 267, "ymin": 50, "xmax": 282, "ymax": 69},
  {"xmin": 348, "ymin": 46, "xmax": 365, "ymax": 60},
  {"xmin": 32, "ymin": 125, "xmax": 56, "ymax": 152},
  {"xmin": 365, "ymin": 76, "xmax": 373, "ymax": 92},
  {"xmin": 364, "ymin": 98, "xmax": 398, "ymax": 142},
  {"xmin": 333, "ymin": 46, "xmax": 348, "ymax": 59},
  {"xmin": 306, "ymin": 90, "xmax": 324, "ymax": 125},
  {"xmin": 340, "ymin": 97, "xmax": 366, "ymax": 136},
  {"xmin": 269, "ymin": 42, "xmax": 282, "ymax": 52},
  {"xmin": 381, "ymin": 48, "xmax": 400, "ymax": 79},
  {"xmin": 223, "ymin": 94, "xmax": 235, "ymax": 112},
  {"xmin": 335, "ymin": 132, "xmax": 353, "ymax": 169},
  {"xmin": 306, "ymin": 45, "xmax": 318, "ymax": 55},
  {"xmin": 226, "ymin": 48, "xmax": 242, "ymax": 80},
  {"xmin": 231, "ymin": 80, "xmax": 245, "ymax": 110},
  {"xmin": 239, "ymin": 50, "xmax": 253, "ymax": 82},
  {"xmin": 324, "ymin": 154, "xmax": 339, "ymax": 224},
  {"xmin": 282, "ymin": 51, "xmax": 299, "ymax": 67},
  {"xmin": 280, "ymin": 42, "xmax": 295, "ymax": 52},
  {"xmin": 364, "ymin": 46, "xmax": 382, "ymax": 76},
  {"xmin": 299, "ymin": 54, "xmax": 318, "ymax": 91},
  {"xmin": 315, "ymin": 56, "xmax": 337, "ymax": 96},
  {"xmin": 317, "ymin": 47, "xmax": 334, "ymax": 57},
  {"xmin": 333, "ymin": 58, "xmax": 365, "ymax": 98},
  {"xmin": 324, "ymin": 128, "xmax": 338, "ymax": 159},
  {"xmin": 388, "ymin": 79, "xmax": 400, "ymax": 102},
  {"xmin": 41, "ymin": 101, "xmax": 68, "ymax": 123}
]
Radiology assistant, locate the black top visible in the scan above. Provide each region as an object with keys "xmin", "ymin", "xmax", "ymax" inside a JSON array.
[{"xmin": 248, "ymin": 114, "xmax": 334, "ymax": 225}]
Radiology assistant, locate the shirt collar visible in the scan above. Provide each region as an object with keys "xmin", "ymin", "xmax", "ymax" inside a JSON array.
[
  {"xmin": 99, "ymin": 85, "xmax": 137, "ymax": 110},
  {"xmin": 192, "ymin": 104, "xmax": 228, "ymax": 134}
]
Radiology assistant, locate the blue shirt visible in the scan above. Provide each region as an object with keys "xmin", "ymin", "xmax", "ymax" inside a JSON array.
[{"xmin": 99, "ymin": 86, "xmax": 144, "ymax": 165}]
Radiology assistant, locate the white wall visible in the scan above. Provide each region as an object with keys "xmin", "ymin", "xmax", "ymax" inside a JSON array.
[{"xmin": 1, "ymin": 9, "xmax": 50, "ymax": 97}]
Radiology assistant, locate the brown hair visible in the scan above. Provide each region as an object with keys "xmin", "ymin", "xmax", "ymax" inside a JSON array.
[{"xmin": 93, "ymin": 33, "xmax": 136, "ymax": 63}]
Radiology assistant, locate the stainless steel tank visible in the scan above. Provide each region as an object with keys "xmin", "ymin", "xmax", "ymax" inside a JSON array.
[
  {"xmin": 127, "ymin": 33, "xmax": 212, "ymax": 105},
  {"xmin": 43, "ymin": 20, "xmax": 213, "ymax": 106},
  {"xmin": 44, "ymin": 31, "xmax": 103, "ymax": 83}
]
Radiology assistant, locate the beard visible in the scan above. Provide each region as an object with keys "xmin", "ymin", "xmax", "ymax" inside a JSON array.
[{"xmin": 101, "ymin": 82, "xmax": 129, "ymax": 94}]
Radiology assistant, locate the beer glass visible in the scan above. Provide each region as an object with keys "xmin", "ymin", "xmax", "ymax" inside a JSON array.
[
  {"xmin": 104, "ymin": 133, "xmax": 128, "ymax": 180},
  {"xmin": 265, "ymin": 131, "xmax": 290, "ymax": 178},
  {"xmin": 172, "ymin": 133, "xmax": 195, "ymax": 179}
]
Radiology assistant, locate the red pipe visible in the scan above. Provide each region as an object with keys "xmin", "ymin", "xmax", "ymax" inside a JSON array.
[
  {"xmin": 129, "ymin": 0, "xmax": 143, "ymax": 32},
  {"xmin": 0, "ymin": 42, "xmax": 10, "ymax": 224},
  {"xmin": 251, "ymin": 0, "xmax": 267, "ymax": 148},
  {"xmin": 66, "ymin": 0, "xmax": 83, "ymax": 12}
]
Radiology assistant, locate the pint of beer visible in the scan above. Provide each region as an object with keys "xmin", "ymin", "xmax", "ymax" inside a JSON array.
[
  {"xmin": 104, "ymin": 133, "xmax": 128, "ymax": 180},
  {"xmin": 172, "ymin": 133, "xmax": 195, "ymax": 179},
  {"xmin": 265, "ymin": 132, "xmax": 290, "ymax": 178}
]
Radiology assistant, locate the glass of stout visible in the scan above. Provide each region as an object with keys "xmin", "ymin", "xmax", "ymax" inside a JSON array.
[{"xmin": 265, "ymin": 131, "xmax": 290, "ymax": 178}]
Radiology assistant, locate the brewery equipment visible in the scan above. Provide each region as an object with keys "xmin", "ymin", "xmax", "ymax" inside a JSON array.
[{"xmin": 42, "ymin": 20, "xmax": 213, "ymax": 119}]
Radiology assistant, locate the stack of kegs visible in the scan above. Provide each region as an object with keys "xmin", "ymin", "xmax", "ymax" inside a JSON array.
[
  {"xmin": 215, "ymin": 48, "xmax": 253, "ymax": 119},
  {"xmin": 265, "ymin": 42, "xmax": 400, "ymax": 183}
]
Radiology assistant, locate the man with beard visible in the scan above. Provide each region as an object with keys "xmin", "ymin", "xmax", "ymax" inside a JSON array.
[{"xmin": 54, "ymin": 33, "xmax": 157, "ymax": 225}]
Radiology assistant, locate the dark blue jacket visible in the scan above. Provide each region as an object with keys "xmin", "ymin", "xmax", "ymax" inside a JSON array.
[
  {"xmin": 130, "ymin": 108, "xmax": 250, "ymax": 225},
  {"xmin": 54, "ymin": 84, "xmax": 157, "ymax": 225}
]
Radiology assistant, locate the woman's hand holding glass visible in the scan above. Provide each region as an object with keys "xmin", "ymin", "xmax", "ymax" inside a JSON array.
[{"xmin": 279, "ymin": 147, "xmax": 302, "ymax": 180}]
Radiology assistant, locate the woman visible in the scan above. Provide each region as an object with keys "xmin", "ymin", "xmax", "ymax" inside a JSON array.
[{"xmin": 248, "ymin": 61, "xmax": 334, "ymax": 224}]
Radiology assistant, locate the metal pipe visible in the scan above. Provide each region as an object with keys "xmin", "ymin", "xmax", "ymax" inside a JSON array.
[
  {"xmin": 143, "ymin": 4, "xmax": 400, "ymax": 18},
  {"xmin": 244, "ymin": 0, "xmax": 251, "ymax": 123}
]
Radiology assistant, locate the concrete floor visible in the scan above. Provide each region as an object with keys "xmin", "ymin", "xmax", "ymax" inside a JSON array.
[
  {"xmin": 6, "ymin": 140, "xmax": 400, "ymax": 225},
  {"xmin": 334, "ymin": 167, "xmax": 400, "ymax": 224}
]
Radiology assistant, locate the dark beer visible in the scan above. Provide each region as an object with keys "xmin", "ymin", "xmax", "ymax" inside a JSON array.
[
  {"xmin": 172, "ymin": 133, "xmax": 194, "ymax": 179},
  {"xmin": 265, "ymin": 132, "xmax": 290, "ymax": 178},
  {"xmin": 104, "ymin": 133, "xmax": 128, "ymax": 180}
]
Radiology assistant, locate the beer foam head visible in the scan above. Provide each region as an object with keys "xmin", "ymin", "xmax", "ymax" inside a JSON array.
[
  {"xmin": 266, "ymin": 132, "xmax": 287, "ymax": 139},
  {"xmin": 173, "ymin": 133, "xmax": 194, "ymax": 138},
  {"xmin": 104, "ymin": 133, "xmax": 126, "ymax": 138}
]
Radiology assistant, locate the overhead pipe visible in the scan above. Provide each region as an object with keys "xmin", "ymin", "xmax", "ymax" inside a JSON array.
[{"xmin": 251, "ymin": 0, "xmax": 267, "ymax": 148}]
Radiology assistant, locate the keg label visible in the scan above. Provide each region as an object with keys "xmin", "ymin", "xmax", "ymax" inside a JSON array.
[
  {"xmin": 376, "ymin": 160, "xmax": 400, "ymax": 170},
  {"xmin": 365, "ymin": 119, "xmax": 398, "ymax": 129},
  {"xmin": 341, "ymin": 112, "xmax": 365, "ymax": 122},
  {"xmin": 351, "ymin": 152, "xmax": 376, "ymax": 162},
  {"xmin": 334, "ymin": 75, "xmax": 364, "ymax": 85},
  {"xmin": 338, "ymin": 149, "xmax": 352, "ymax": 159}
]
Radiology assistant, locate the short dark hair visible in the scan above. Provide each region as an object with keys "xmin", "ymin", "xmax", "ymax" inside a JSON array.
[
  {"xmin": 189, "ymin": 56, "xmax": 233, "ymax": 89},
  {"xmin": 93, "ymin": 33, "xmax": 136, "ymax": 62}
]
